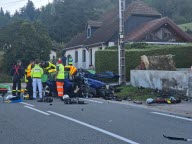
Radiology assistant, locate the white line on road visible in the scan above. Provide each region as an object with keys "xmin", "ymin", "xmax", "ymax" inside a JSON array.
[
  {"xmin": 48, "ymin": 111, "xmax": 139, "ymax": 144},
  {"xmin": 25, "ymin": 106, "xmax": 50, "ymax": 116},
  {"xmin": 79, "ymin": 98, "xmax": 103, "ymax": 104},
  {"xmin": 151, "ymin": 112, "xmax": 192, "ymax": 122},
  {"xmin": 20, "ymin": 102, "xmax": 34, "ymax": 107}
]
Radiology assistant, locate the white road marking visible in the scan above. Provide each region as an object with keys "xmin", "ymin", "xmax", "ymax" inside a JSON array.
[
  {"xmin": 79, "ymin": 98, "xmax": 103, "ymax": 104},
  {"xmin": 151, "ymin": 112, "xmax": 192, "ymax": 122},
  {"xmin": 20, "ymin": 102, "xmax": 34, "ymax": 107},
  {"xmin": 48, "ymin": 111, "xmax": 139, "ymax": 144},
  {"xmin": 25, "ymin": 106, "xmax": 50, "ymax": 116}
]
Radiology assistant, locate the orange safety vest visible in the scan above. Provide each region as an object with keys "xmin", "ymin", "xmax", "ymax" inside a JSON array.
[
  {"xmin": 65, "ymin": 65, "xmax": 77, "ymax": 76},
  {"xmin": 26, "ymin": 64, "xmax": 32, "ymax": 77}
]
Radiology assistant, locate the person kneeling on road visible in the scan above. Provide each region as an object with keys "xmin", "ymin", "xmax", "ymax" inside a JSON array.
[
  {"xmin": 55, "ymin": 59, "xmax": 65, "ymax": 100},
  {"xmin": 31, "ymin": 59, "xmax": 43, "ymax": 101}
]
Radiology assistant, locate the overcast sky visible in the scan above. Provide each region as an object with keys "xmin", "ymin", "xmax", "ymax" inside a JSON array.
[{"xmin": 0, "ymin": 0, "xmax": 53, "ymax": 14}]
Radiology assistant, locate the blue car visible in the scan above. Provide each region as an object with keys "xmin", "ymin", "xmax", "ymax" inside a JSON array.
[
  {"xmin": 43, "ymin": 68, "xmax": 117, "ymax": 98},
  {"xmin": 43, "ymin": 76, "xmax": 107, "ymax": 98}
]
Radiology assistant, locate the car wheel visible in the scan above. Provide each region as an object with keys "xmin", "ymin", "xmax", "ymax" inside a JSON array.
[{"xmin": 97, "ymin": 88, "xmax": 106, "ymax": 98}]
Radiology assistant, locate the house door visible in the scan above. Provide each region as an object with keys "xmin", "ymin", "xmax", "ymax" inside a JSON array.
[{"xmin": 89, "ymin": 49, "xmax": 92, "ymax": 66}]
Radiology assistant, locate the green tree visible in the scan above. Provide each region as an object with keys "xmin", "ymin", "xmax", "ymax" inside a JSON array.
[
  {"xmin": 0, "ymin": 20, "xmax": 52, "ymax": 71},
  {"xmin": 0, "ymin": 8, "xmax": 10, "ymax": 28},
  {"xmin": 39, "ymin": 0, "xmax": 116, "ymax": 42},
  {"xmin": 17, "ymin": 0, "xmax": 38, "ymax": 21},
  {"xmin": 143, "ymin": 0, "xmax": 192, "ymax": 24}
]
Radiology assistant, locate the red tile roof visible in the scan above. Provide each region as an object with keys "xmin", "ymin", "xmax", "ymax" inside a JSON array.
[
  {"xmin": 65, "ymin": 0, "xmax": 166, "ymax": 48},
  {"xmin": 125, "ymin": 17, "xmax": 192, "ymax": 42}
]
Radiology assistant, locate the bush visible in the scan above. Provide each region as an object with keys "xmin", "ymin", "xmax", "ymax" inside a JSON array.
[
  {"xmin": 95, "ymin": 45, "xmax": 192, "ymax": 81},
  {"xmin": 0, "ymin": 73, "xmax": 12, "ymax": 83}
]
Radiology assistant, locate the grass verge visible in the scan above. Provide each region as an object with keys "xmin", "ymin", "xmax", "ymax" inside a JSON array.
[{"xmin": 114, "ymin": 86, "xmax": 159, "ymax": 101}]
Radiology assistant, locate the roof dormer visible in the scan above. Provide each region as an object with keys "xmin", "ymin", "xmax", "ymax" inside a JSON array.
[{"xmin": 86, "ymin": 20, "xmax": 102, "ymax": 38}]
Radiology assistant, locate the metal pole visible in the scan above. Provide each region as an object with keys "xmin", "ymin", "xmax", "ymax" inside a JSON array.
[{"xmin": 118, "ymin": 0, "xmax": 126, "ymax": 85}]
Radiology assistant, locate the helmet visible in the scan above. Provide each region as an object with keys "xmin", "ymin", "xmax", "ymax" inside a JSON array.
[
  {"xmin": 57, "ymin": 59, "xmax": 62, "ymax": 64},
  {"xmin": 62, "ymin": 94, "xmax": 69, "ymax": 100},
  {"xmin": 5, "ymin": 95, "xmax": 17, "ymax": 100},
  {"xmin": 146, "ymin": 98, "xmax": 154, "ymax": 104}
]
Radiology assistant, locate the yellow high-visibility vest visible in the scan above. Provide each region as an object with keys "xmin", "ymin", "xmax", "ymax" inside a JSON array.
[
  {"xmin": 31, "ymin": 65, "xmax": 43, "ymax": 78},
  {"xmin": 57, "ymin": 64, "xmax": 65, "ymax": 79}
]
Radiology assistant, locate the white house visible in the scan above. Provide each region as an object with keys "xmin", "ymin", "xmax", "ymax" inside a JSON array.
[
  {"xmin": 50, "ymin": 47, "xmax": 60, "ymax": 63},
  {"xmin": 64, "ymin": 0, "xmax": 192, "ymax": 70},
  {"xmin": 50, "ymin": 49, "xmax": 56, "ymax": 60},
  {"xmin": 65, "ymin": 44, "xmax": 105, "ymax": 69}
]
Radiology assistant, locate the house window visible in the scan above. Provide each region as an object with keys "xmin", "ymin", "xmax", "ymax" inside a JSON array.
[
  {"xmin": 87, "ymin": 27, "xmax": 91, "ymax": 38},
  {"xmin": 82, "ymin": 50, "xmax": 86, "ymax": 62},
  {"xmin": 75, "ymin": 51, "xmax": 78, "ymax": 63}
]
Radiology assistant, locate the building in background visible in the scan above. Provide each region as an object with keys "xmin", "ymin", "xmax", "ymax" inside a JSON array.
[{"xmin": 64, "ymin": 0, "xmax": 192, "ymax": 69}]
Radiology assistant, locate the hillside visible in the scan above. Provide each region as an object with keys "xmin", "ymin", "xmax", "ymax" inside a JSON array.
[
  {"xmin": 1, "ymin": 0, "xmax": 192, "ymax": 43},
  {"xmin": 179, "ymin": 22, "xmax": 192, "ymax": 31}
]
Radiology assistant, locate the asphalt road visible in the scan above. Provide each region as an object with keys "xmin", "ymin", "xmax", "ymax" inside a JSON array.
[{"xmin": 0, "ymin": 97, "xmax": 191, "ymax": 144}]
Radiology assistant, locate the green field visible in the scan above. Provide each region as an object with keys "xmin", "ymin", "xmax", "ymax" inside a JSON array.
[{"xmin": 179, "ymin": 22, "xmax": 192, "ymax": 31}]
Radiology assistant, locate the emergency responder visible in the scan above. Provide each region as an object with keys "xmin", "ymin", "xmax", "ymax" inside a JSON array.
[
  {"xmin": 68, "ymin": 55, "xmax": 73, "ymax": 66},
  {"xmin": 11, "ymin": 60, "xmax": 24, "ymax": 97},
  {"xmin": 62, "ymin": 53, "xmax": 67, "ymax": 66},
  {"xmin": 55, "ymin": 59, "xmax": 65, "ymax": 100},
  {"xmin": 26, "ymin": 60, "xmax": 34, "ymax": 99},
  {"xmin": 31, "ymin": 59, "xmax": 43, "ymax": 100},
  {"xmin": 40, "ymin": 61, "xmax": 56, "ymax": 73},
  {"xmin": 65, "ymin": 65, "xmax": 77, "ymax": 77}
]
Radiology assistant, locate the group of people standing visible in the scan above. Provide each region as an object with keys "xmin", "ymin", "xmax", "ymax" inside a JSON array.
[{"xmin": 10, "ymin": 53, "xmax": 73, "ymax": 101}]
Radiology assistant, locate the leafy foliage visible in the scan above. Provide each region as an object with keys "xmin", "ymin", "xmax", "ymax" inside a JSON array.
[
  {"xmin": 179, "ymin": 22, "xmax": 192, "ymax": 31},
  {"xmin": 95, "ymin": 45, "xmax": 192, "ymax": 80},
  {"xmin": 1, "ymin": 0, "xmax": 192, "ymax": 43},
  {"xmin": 143, "ymin": 0, "xmax": 192, "ymax": 24},
  {"xmin": 0, "ymin": 8, "xmax": 11, "ymax": 28},
  {"xmin": 0, "ymin": 20, "xmax": 52, "ymax": 72},
  {"xmin": 0, "ymin": 0, "xmax": 116, "ymax": 43}
]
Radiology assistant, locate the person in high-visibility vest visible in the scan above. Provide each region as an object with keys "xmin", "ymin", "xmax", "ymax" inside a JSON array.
[
  {"xmin": 55, "ymin": 59, "xmax": 65, "ymax": 100},
  {"xmin": 65, "ymin": 65, "xmax": 77, "ymax": 77},
  {"xmin": 68, "ymin": 56, "xmax": 73, "ymax": 66},
  {"xmin": 31, "ymin": 59, "xmax": 43, "ymax": 100},
  {"xmin": 25, "ymin": 60, "xmax": 34, "ymax": 99},
  {"xmin": 40, "ymin": 61, "xmax": 56, "ymax": 73}
]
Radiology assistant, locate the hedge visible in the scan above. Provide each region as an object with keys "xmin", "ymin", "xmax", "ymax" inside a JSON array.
[{"xmin": 95, "ymin": 45, "xmax": 192, "ymax": 81}]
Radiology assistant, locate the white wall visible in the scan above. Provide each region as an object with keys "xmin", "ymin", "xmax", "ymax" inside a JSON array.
[
  {"xmin": 108, "ymin": 42, "xmax": 115, "ymax": 47},
  {"xmin": 65, "ymin": 48, "xmax": 88, "ymax": 69},
  {"xmin": 131, "ymin": 70, "xmax": 192, "ymax": 97},
  {"xmin": 50, "ymin": 50, "xmax": 56, "ymax": 60},
  {"xmin": 65, "ymin": 45, "xmax": 106, "ymax": 70},
  {"xmin": 65, "ymin": 49, "xmax": 75, "ymax": 66}
]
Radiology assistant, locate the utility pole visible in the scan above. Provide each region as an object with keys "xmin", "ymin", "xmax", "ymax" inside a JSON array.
[{"xmin": 118, "ymin": 0, "xmax": 126, "ymax": 85}]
